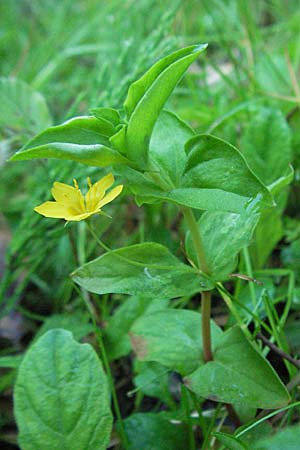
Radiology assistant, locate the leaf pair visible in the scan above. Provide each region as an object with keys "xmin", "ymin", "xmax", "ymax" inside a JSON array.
[
  {"xmin": 11, "ymin": 45, "xmax": 207, "ymax": 169},
  {"xmin": 130, "ymin": 309, "xmax": 290, "ymax": 409}
]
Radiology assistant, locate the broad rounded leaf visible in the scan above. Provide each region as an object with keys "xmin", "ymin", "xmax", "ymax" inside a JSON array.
[
  {"xmin": 185, "ymin": 327, "xmax": 290, "ymax": 409},
  {"xmin": 183, "ymin": 134, "xmax": 273, "ymax": 208},
  {"xmin": 130, "ymin": 309, "xmax": 223, "ymax": 375},
  {"xmin": 72, "ymin": 243, "xmax": 213, "ymax": 298},
  {"xmin": 14, "ymin": 329, "xmax": 113, "ymax": 450},
  {"xmin": 105, "ymin": 295, "xmax": 169, "ymax": 361}
]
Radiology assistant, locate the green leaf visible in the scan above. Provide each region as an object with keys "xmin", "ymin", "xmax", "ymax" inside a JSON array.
[
  {"xmin": 0, "ymin": 77, "xmax": 52, "ymax": 137},
  {"xmin": 250, "ymin": 209, "xmax": 283, "ymax": 268},
  {"xmin": 118, "ymin": 168, "xmax": 261, "ymax": 214},
  {"xmin": 0, "ymin": 355, "xmax": 23, "ymax": 369},
  {"xmin": 90, "ymin": 107, "xmax": 121, "ymax": 127},
  {"xmin": 72, "ymin": 243, "xmax": 213, "ymax": 298},
  {"xmin": 153, "ymin": 188, "xmax": 252, "ymax": 213},
  {"xmin": 0, "ymin": 370, "xmax": 17, "ymax": 392},
  {"xmin": 232, "ymin": 279, "xmax": 276, "ymax": 324},
  {"xmin": 241, "ymin": 107, "xmax": 292, "ymax": 186},
  {"xmin": 268, "ymin": 166, "xmax": 294, "ymax": 197},
  {"xmin": 239, "ymin": 422, "xmax": 272, "ymax": 447},
  {"xmin": 281, "ymin": 238, "xmax": 300, "ymax": 271},
  {"xmin": 234, "ymin": 403, "xmax": 257, "ymax": 424},
  {"xmin": 213, "ymin": 432, "xmax": 249, "ymax": 450},
  {"xmin": 185, "ymin": 327, "xmax": 290, "ymax": 409},
  {"xmin": 119, "ymin": 134, "xmax": 273, "ymax": 213},
  {"xmin": 124, "ymin": 44, "xmax": 207, "ymax": 164},
  {"xmin": 11, "ymin": 116, "xmax": 129, "ymax": 167},
  {"xmin": 124, "ymin": 412, "xmax": 189, "ymax": 450},
  {"xmin": 255, "ymin": 53, "xmax": 291, "ymax": 97},
  {"xmin": 149, "ymin": 110, "xmax": 195, "ymax": 187},
  {"xmin": 253, "ymin": 425, "xmax": 300, "ymax": 450},
  {"xmin": 14, "ymin": 329, "xmax": 113, "ymax": 450},
  {"xmin": 104, "ymin": 295, "xmax": 169, "ymax": 360},
  {"xmin": 134, "ymin": 361, "xmax": 173, "ymax": 406},
  {"xmin": 130, "ymin": 309, "xmax": 222, "ymax": 375},
  {"xmin": 186, "ymin": 208, "xmax": 260, "ymax": 280},
  {"xmin": 183, "ymin": 134, "xmax": 273, "ymax": 208},
  {"xmin": 241, "ymin": 107, "xmax": 293, "ymax": 266},
  {"xmin": 34, "ymin": 313, "xmax": 93, "ymax": 343}
]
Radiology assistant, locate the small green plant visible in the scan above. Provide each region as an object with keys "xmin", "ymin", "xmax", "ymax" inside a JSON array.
[{"xmin": 10, "ymin": 43, "xmax": 297, "ymax": 449}]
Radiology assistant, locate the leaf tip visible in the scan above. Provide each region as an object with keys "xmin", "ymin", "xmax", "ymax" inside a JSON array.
[{"xmin": 194, "ymin": 43, "xmax": 208, "ymax": 52}]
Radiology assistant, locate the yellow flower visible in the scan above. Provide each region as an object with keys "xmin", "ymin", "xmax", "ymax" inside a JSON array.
[{"xmin": 34, "ymin": 173, "xmax": 123, "ymax": 221}]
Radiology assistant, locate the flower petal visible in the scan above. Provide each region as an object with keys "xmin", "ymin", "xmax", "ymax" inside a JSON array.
[
  {"xmin": 34, "ymin": 201, "xmax": 74, "ymax": 219},
  {"xmin": 51, "ymin": 182, "xmax": 85, "ymax": 213},
  {"xmin": 96, "ymin": 185, "xmax": 123, "ymax": 209},
  {"xmin": 63, "ymin": 211, "xmax": 96, "ymax": 221},
  {"xmin": 85, "ymin": 173, "xmax": 114, "ymax": 211}
]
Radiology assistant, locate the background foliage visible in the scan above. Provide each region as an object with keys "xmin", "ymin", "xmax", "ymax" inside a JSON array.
[{"xmin": 1, "ymin": 0, "xmax": 300, "ymax": 448}]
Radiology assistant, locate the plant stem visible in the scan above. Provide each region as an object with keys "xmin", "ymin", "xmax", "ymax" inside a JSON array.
[
  {"xmin": 256, "ymin": 332, "xmax": 300, "ymax": 369},
  {"xmin": 183, "ymin": 207, "xmax": 213, "ymax": 362},
  {"xmin": 182, "ymin": 207, "xmax": 209, "ymax": 273},
  {"xmin": 202, "ymin": 290, "xmax": 213, "ymax": 362},
  {"xmin": 85, "ymin": 221, "xmax": 111, "ymax": 252},
  {"xmin": 242, "ymin": 247, "xmax": 257, "ymax": 309}
]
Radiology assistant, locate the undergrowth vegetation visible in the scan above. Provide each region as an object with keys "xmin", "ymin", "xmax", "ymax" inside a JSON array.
[{"xmin": 1, "ymin": 1, "xmax": 300, "ymax": 449}]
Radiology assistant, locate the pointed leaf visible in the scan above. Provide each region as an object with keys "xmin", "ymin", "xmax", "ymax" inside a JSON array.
[
  {"xmin": 183, "ymin": 134, "xmax": 273, "ymax": 208},
  {"xmin": 91, "ymin": 107, "xmax": 121, "ymax": 127},
  {"xmin": 185, "ymin": 327, "xmax": 290, "ymax": 409},
  {"xmin": 11, "ymin": 116, "xmax": 129, "ymax": 167},
  {"xmin": 124, "ymin": 44, "xmax": 207, "ymax": 164},
  {"xmin": 72, "ymin": 243, "xmax": 213, "ymax": 298},
  {"xmin": 14, "ymin": 329, "xmax": 113, "ymax": 450}
]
